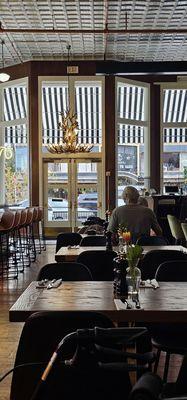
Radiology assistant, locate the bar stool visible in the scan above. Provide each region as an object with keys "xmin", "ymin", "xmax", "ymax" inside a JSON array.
[
  {"xmin": 0, "ymin": 211, "xmax": 17, "ymax": 278},
  {"xmin": 24, "ymin": 208, "xmax": 36, "ymax": 264},
  {"xmin": 10, "ymin": 210, "xmax": 25, "ymax": 273},
  {"xmin": 18, "ymin": 209, "xmax": 30, "ymax": 267},
  {"xmin": 37, "ymin": 207, "xmax": 46, "ymax": 252}
]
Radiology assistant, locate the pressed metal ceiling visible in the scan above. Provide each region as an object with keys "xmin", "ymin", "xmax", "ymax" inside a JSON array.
[{"xmin": 0, "ymin": 0, "xmax": 187, "ymax": 67}]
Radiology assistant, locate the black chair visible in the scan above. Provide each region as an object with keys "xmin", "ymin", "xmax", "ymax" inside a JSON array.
[
  {"xmin": 136, "ymin": 236, "xmax": 168, "ymax": 246},
  {"xmin": 37, "ymin": 262, "xmax": 93, "ymax": 281},
  {"xmin": 10, "ymin": 312, "xmax": 154, "ymax": 400},
  {"xmin": 140, "ymin": 250, "xmax": 187, "ymax": 280},
  {"xmin": 56, "ymin": 232, "xmax": 82, "ymax": 252},
  {"xmin": 77, "ymin": 250, "xmax": 117, "ymax": 280},
  {"xmin": 80, "ymin": 235, "xmax": 106, "ymax": 246},
  {"xmin": 155, "ymin": 260, "xmax": 187, "ymax": 282},
  {"xmin": 148, "ymin": 260, "xmax": 187, "ymax": 384},
  {"xmin": 10, "ymin": 311, "xmax": 115, "ymax": 400}
]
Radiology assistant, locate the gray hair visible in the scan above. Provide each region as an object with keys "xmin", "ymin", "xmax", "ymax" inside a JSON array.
[{"xmin": 122, "ymin": 186, "xmax": 139, "ymax": 204}]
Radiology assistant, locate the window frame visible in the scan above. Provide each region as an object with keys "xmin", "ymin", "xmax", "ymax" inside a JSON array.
[
  {"xmin": 115, "ymin": 77, "xmax": 150, "ymax": 205},
  {"xmin": 160, "ymin": 81, "xmax": 187, "ymax": 191}
]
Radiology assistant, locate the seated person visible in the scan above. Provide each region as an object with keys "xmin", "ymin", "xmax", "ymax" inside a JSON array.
[{"xmin": 108, "ymin": 186, "xmax": 162, "ymax": 243}]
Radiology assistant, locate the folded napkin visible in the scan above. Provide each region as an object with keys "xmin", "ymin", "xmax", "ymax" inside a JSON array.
[{"xmin": 140, "ymin": 279, "xmax": 159, "ymax": 289}]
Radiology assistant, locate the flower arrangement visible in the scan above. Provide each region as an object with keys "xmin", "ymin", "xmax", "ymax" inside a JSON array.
[
  {"xmin": 117, "ymin": 224, "xmax": 131, "ymax": 243},
  {"xmin": 126, "ymin": 244, "xmax": 143, "ymax": 269}
]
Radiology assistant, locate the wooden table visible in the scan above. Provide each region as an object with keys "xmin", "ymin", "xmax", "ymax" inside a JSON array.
[
  {"xmin": 9, "ymin": 281, "xmax": 187, "ymax": 323},
  {"xmin": 55, "ymin": 245, "xmax": 187, "ymax": 262}
]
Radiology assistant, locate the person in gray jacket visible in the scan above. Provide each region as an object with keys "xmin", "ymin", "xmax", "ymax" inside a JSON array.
[{"xmin": 108, "ymin": 186, "xmax": 162, "ymax": 242}]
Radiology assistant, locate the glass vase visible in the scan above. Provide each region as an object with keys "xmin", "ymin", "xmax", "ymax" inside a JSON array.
[{"xmin": 126, "ymin": 265, "xmax": 141, "ymax": 297}]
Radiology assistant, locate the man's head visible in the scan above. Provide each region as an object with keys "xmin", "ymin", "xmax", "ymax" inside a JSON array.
[{"xmin": 122, "ymin": 186, "xmax": 139, "ymax": 204}]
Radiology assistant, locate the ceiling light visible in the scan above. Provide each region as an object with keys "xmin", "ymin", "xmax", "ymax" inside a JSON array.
[{"xmin": 0, "ymin": 40, "xmax": 10, "ymax": 83}]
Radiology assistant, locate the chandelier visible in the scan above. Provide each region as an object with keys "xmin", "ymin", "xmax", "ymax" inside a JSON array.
[
  {"xmin": 46, "ymin": 109, "xmax": 93, "ymax": 154},
  {"xmin": 46, "ymin": 45, "xmax": 93, "ymax": 154}
]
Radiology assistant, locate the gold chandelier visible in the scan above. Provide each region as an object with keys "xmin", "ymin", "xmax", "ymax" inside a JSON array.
[
  {"xmin": 46, "ymin": 109, "xmax": 93, "ymax": 154},
  {"xmin": 46, "ymin": 44, "xmax": 93, "ymax": 154}
]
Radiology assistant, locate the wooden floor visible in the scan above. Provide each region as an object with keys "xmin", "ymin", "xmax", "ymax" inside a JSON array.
[{"xmin": 0, "ymin": 243, "xmax": 183, "ymax": 400}]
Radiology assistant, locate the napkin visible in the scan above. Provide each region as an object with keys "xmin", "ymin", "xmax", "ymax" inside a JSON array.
[{"xmin": 140, "ymin": 279, "xmax": 159, "ymax": 289}]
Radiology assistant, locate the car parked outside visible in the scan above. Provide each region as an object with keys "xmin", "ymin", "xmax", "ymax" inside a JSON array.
[
  {"xmin": 78, "ymin": 193, "xmax": 97, "ymax": 210},
  {"xmin": 48, "ymin": 198, "xmax": 96, "ymax": 221}
]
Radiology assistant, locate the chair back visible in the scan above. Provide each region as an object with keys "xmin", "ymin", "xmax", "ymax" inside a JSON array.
[
  {"xmin": 56, "ymin": 232, "xmax": 82, "ymax": 252},
  {"xmin": 181, "ymin": 223, "xmax": 187, "ymax": 242},
  {"xmin": 77, "ymin": 250, "xmax": 117, "ymax": 280},
  {"xmin": 140, "ymin": 249, "xmax": 187, "ymax": 280},
  {"xmin": 155, "ymin": 260, "xmax": 187, "ymax": 282},
  {"xmin": 10, "ymin": 311, "xmax": 114, "ymax": 400},
  {"xmin": 37, "ymin": 262, "xmax": 93, "ymax": 281},
  {"xmin": 136, "ymin": 236, "xmax": 168, "ymax": 246},
  {"xmin": 80, "ymin": 235, "xmax": 106, "ymax": 247},
  {"xmin": 167, "ymin": 214, "xmax": 185, "ymax": 242}
]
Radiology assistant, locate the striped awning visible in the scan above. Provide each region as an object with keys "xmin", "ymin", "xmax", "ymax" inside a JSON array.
[
  {"xmin": 163, "ymin": 89, "xmax": 187, "ymax": 123},
  {"xmin": 4, "ymin": 86, "xmax": 27, "ymax": 121},
  {"xmin": 2, "ymin": 82, "xmax": 187, "ymax": 147},
  {"xmin": 118, "ymin": 124, "xmax": 144, "ymax": 144},
  {"xmin": 42, "ymin": 82, "xmax": 102, "ymax": 146},
  {"xmin": 117, "ymin": 84, "xmax": 145, "ymax": 121}
]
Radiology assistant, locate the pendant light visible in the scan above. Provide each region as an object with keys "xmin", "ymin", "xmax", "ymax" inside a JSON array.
[{"xmin": 0, "ymin": 40, "xmax": 10, "ymax": 83}]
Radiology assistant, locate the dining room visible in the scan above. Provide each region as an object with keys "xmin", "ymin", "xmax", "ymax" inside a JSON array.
[{"xmin": 0, "ymin": 1, "xmax": 187, "ymax": 399}]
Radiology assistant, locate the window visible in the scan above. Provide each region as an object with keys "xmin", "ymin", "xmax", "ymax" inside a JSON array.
[
  {"xmin": 161, "ymin": 85, "xmax": 187, "ymax": 192},
  {"xmin": 116, "ymin": 79, "xmax": 150, "ymax": 205},
  {"xmin": 0, "ymin": 79, "xmax": 29, "ymax": 206},
  {"xmin": 41, "ymin": 79, "xmax": 103, "ymax": 153}
]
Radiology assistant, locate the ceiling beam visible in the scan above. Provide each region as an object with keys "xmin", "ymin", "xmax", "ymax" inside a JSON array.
[{"xmin": 1, "ymin": 26, "xmax": 187, "ymax": 35}]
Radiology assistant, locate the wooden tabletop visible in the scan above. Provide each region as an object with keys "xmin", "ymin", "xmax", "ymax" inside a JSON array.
[
  {"xmin": 55, "ymin": 245, "xmax": 186, "ymax": 262},
  {"xmin": 9, "ymin": 281, "xmax": 187, "ymax": 323}
]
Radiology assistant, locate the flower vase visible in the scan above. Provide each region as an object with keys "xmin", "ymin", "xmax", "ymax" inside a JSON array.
[{"xmin": 126, "ymin": 263, "xmax": 141, "ymax": 297}]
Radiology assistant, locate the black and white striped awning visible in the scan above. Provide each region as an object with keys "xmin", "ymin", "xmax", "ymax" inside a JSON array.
[
  {"xmin": 117, "ymin": 85, "xmax": 145, "ymax": 121},
  {"xmin": 2, "ymin": 83, "xmax": 187, "ymax": 147},
  {"xmin": 4, "ymin": 85, "xmax": 27, "ymax": 145},
  {"xmin": 4, "ymin": 86, "xmax": 27, "ymax": 121},
  {"xmin": 163, "ymin": 89, "xmax": 187, "ymax": 123},
  {"xmin": 118, "ymin": 124, "xmax": 144, "ymax": 144},
  {"xmin": 42, "ymin": 83, "xmax": 102, "ymax": 145}
]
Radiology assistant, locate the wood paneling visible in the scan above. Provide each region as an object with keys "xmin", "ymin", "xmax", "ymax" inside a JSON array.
[
  {"xmin": 29, "ymin": 74, "xmax": 39, "ymax": 205},
  {"xmin": 150, "ymin": 84, "xmax": 161, "ymax": 192},
  {"xmin": 105, "ymin": 76, "xmax": 116, "ymax": 211}
]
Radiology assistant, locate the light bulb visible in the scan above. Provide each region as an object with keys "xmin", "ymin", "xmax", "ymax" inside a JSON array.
[{"xmin": 0, "ymin": 72, "xmax": 10, "ymax": 82}]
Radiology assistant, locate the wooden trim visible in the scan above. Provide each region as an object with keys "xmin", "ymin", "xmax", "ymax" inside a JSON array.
[
  {"xmin": 105, "ymin": 76, "xmax": 116, "ymax": 212},
  {"xmin": 150, "ymin": 83, "xmax": 161, "ymax": 192},
  {"xmin": 29, "ymin": 73, "xmax": 39, "ymax": 205}
]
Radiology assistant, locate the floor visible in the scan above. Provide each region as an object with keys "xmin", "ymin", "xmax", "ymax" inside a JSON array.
[{"xmin": 0, "ymin": 242, "xmax": 183, "ymax": 400}]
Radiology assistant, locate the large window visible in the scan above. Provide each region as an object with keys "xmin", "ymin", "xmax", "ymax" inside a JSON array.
[
  {"xmin": 161, "ymin": 85, "xmax": 187, "ymax": 192},
  {"xmin": 116, "ymin": 79, "xmax": 150, "ymax": 205},
  {"xmin": 41, "ymin": 79, "xmax": 103, "ymax": 153},
  {"xmin": 0, "ymin": 80, "xmax": 29, "ymax": 206}
]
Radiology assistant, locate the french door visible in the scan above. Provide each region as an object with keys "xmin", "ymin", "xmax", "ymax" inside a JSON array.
[{"xmin": 43, "ymin": 158, "xmax": 103, "ymax": 231}]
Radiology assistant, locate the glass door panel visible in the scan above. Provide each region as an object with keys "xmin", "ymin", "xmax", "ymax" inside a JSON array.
[
  {"xmin": 74, "ymin": 160, "xmax": 102, "ymax": 226},
  {"xmin": 44, "ymin": 161, "xmax": 71, "ymax": 227},
  {"xmin": 43, "ymin": 158, "xmax": 103, "ymax": 230}
]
